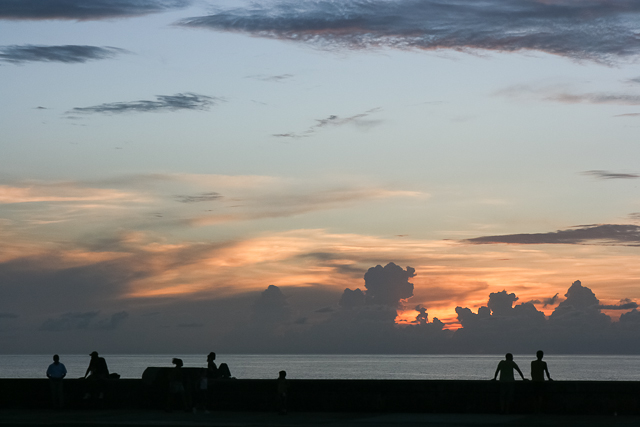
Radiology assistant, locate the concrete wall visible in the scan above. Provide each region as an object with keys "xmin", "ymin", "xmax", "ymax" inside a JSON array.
[{"xmin": 1, "ymin": 368, "xmax": 639, "ymax": 414}]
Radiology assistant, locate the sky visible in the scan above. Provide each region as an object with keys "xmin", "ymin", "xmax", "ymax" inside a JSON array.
[{"xmin": 2, "ymin": 0, "xmax": 640, "ymax": 354}]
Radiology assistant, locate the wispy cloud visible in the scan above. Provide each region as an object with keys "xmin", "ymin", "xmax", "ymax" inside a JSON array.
[
  {"xmin": 498, "ymin": 84, "xmax": 640, "ymax": 106},
  {"xmin": 174, "ymin": 192, "xmax": 222, "ymax": 203},
  {"xmin": 39, "ymin": 311, "xmax": 129, "ymax": 331},
  {"xmin": 599, "ymin": 299, "xmax": 638, "ymax": 310},
  {"xmin": 0, "ymin": 182, "xmax": 138, "ymax": 204},
  {"xmin": 0, "ymin": 0, "xmax": 190, "ymax": 20},
  {"xmin": 273, "ymin": 108, "xmax": 382, "ymax": 138},
  {"xmin": 0, "ymin": 313, "xmax": 18, "ymax": 319},
  {"xmin": 188, "ymin": 187, "xmax": 426, "ymax": 226},
  {"xmin": 178, "ymin": 0, "xmax": 640, "ymax": 63},
  {"xmin": 0, "ymin": 45, "xmax": 127, "ymax": 64},
  {"xmin": 246, "ymin": 74, "xmax": 293, "ymax": 82},
  {"xmin": 582, "ymin": 170, "xmax": 640, "ymax": 180},
  {"xmin": 464, "ymin": 224, "xmax": 640, "ymax": 246},
  {"xmin": 547, "ymin": 93, "xmax": 640, "ymax": 105},
  {"xmin": 68, "ymin": 93, "xmax": 222, "ymax": 115}
]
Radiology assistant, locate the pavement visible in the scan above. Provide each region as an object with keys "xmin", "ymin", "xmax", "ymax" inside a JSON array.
[{"xmin": 0, "ymin": 410, "xmax": 639, "ymax": 427}]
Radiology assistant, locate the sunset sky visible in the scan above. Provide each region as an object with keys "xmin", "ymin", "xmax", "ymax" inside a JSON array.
[{"xmin": 2, "ymin": 0, "xmax": 640, "ymax": 354}]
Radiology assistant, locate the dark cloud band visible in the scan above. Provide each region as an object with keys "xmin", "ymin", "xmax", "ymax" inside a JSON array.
[
  {"xmin": 0, "ymin": 0, "xmax": 189, "ymax": 20},
  {"xmin": 583, "ymin": 170, "xmax": 640, "ymax": 180},
  {"xmin": 69, "ymin": 93, "xmax": 222, "ymax": 115},
  {"xmin": 0, "ymin": 45, "xmax": 127, "ymax": 64},
  {"xmin": 464, "ymin": 224, "xmax": 640, "ymax": 246},
  {"xmin": 178, "ymin": 0, "xmax": 640, "ymax": 63}
]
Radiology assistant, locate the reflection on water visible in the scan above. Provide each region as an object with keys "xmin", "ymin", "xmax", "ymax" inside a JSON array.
[{"xmin": 2, "ymin": 354, "xmax": 640, "ymax": 380}]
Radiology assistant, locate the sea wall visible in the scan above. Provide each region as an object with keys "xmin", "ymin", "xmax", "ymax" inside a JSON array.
[{"xmin": 1, "ymin": 368, "xmax": 638, "ymax": 414}]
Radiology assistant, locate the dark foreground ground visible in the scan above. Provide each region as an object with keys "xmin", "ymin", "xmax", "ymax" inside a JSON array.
[{"xmin": 0, "ymin": 409, "xmax": 639, "ymax": 427}]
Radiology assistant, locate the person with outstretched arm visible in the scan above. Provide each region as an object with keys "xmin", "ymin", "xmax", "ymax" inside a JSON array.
[{"xmin": 492, "ymin": 353, "xmax": 527, "ymax": 414}]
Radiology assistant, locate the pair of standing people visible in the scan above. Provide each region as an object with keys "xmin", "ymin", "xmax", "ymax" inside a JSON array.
[
  {"xmin": 493, "ymin": 351, "xmax": 552, "ymax": 382},
  {"xmin": 492, "ymin": 351, "xmax": 552, "ymax": 413}
]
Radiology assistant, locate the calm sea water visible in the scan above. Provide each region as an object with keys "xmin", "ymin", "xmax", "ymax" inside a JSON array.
[{"xmin": 3, "ymin": 354, "xmax": 640, "ymax": 381}]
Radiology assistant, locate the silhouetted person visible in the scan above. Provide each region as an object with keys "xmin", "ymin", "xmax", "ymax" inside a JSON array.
[
  {"xmin": 207, "ymin": 352, "xmax": 218, "ymax": 379},
  {"xmin": 492, "ymin": 353, "xmax": 527, "ymax": 414},
  {"xmin": 84, "ymin": 351, "xmax": 109, "ymax": 380},
  {"xmin": 83, "ymin": 351, "xmax": 109, "ymax": 405},
  {"xmin": 531, "ymin": 350, "xmax": 552, "ymax": 381},
  {"xmin": 207, "ymin": 352, "xmax": 233, "ymax": 379},
  {"xmin": 46, "ymin": 354, "xmax": 67, "ymax": 409},
  {"xmin": 166, "ymin": 358, "xmax": 189, "ymax": 412},
  {"xmin": 531, "ymin": 350, "xmax": 552, "ymax": 411},
  {"xmin": 276, "ymin": 370, "xmax": 288, "ymax": 415}
]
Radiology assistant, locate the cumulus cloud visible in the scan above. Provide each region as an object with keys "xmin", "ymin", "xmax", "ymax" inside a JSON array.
[
  {"xmin": 174, "ymin": 192, "xmax": 222, "ymax": 203},
  {"xmin": 464, "ymin": 224, "xmax": 640, "ymax": 246},
  {"xmin": 582, "ymin": 170, "xmax": 640, "ymax": 179},
  {"xmin": 0, "ymin": 45, "xmax": 127, "ymax": 64},
  {"xmin": 339, "ymin": 288, "xmax": 365, "ymax": 308},
  {"xmin": 414, "ymin": 305, "xmax": 428, "ymax": 325},
  {"xmin": 487, "ymin": 290, "xmax": 518, "ymax": 316},
  {"xmin": 273, "ymin": 108, "xmax": 382, "ymax": 139},
  {"xmin": 363, "ymin": 262, "xmax": 415, "ymax": 307},
  {"xmin": 178, "ymin": 0, "xmax": 640, "ymax": 63},
  {"xmin": 251, "ymin": 285, "xmax": 292, "ymax": 324},
  {"xmin": 549, "ymin": 280, "xmax": 609, "ymax": 325},
  {"xmin": 0, "ymin": 0, "xmax": 189, "ymax": 20},
  {"xmin": 68, "ymin": 93, "xmax": 222, "ymax": 115}
]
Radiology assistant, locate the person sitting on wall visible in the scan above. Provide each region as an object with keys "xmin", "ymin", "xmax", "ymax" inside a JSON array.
[{"xmin": 207, "ymin": 352, "xmax": 233, "ymax": 379}]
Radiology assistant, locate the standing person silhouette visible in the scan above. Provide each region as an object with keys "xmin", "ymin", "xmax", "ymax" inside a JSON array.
[
  {"xmin": 531, "ymin": 350, "xmax": 552, "ymax": 381},
  {"xmin": 166, "ymin": 358, "xmax": 188, "ymax": 412},
  {"xmin": 46, "ymin": 354, "xmax": 67, "ymax": 409},
  {"xmin": 531, "ymin": 350, "xmax": 552, "ymax": 411},
  {"xmin": 492, "ymin": 353, "xmax": 527, "ymax": 414},
  {"xmin": 276, "ymin": 370, "xmax": 288, "ymax": 415}
]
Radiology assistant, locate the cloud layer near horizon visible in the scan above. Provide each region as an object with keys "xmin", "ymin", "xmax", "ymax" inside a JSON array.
[{"xmin": 179, "ymin": 0, "xmax": 640, "ymax": 63}]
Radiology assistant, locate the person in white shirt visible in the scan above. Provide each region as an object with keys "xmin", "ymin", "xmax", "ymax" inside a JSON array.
[{"xmin": 46, "ymin": 354, "xmax": 67, "ymax": 409}]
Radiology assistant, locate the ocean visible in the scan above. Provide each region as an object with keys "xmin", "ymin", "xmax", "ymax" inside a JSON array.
[{"xmin": 4, "ymin": 354, "xmax": 640, "ymax": 381}]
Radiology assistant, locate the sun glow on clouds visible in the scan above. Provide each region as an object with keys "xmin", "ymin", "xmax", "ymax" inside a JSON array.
[
  {"xmin": 0, "ymin": 184, "xmax": 138, "ymax": 204},
  {"xmin": 79, "ymin": 228, "xmax": 636, "ymax": 329},
  {"xmin": 1, "ymin": 173, "xmax": 639, "ymax": 330}
]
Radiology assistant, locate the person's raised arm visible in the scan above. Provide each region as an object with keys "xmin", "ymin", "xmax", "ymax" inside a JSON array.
[
  {"xmin": 492, "ymin": 363, "xmax": 500, "ymax": 380},
  {"xmin": 514, "ymin": 363, "xmax": 527, "ymax": 381}
]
